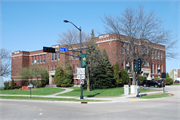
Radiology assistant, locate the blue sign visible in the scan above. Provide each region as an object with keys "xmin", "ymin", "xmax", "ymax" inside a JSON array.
[{"xmin": 59, "ymin": 47, "xmax": 68, "ymax": 52}]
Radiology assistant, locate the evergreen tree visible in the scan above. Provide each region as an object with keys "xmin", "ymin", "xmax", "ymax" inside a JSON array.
[
  {"xmin": 102, "ymin": 49, "xmax": 115, "ymax": 88},
  {"xmin": 113, "ymin": 61, "xmax": 120, "ymax": 86},
  {"xmin": 85, "ymin": 29, "xmax": 102, "ymax": 90},
  {"xmin": 64, "ymin": 62, "xmax": 73, "ymax": 84},
  {"xmin": 54, "ymin": 66, "xmax": 64, "ymax": 86},
  {"xmin": 92, "ymin": 49, "xmax": 115, "ymax": 89},
  {"xmin": 10, "ymin": 79, "xmax": 15, "ymax": 89}
]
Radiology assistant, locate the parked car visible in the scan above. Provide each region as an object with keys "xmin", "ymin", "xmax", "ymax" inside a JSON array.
[
  {"xmin": 174, "ymin": 80, "xmax": 180, "ymax": 83},
  {"xmin": 141, "ymin": 80, "xmax": 164, "ymax": 88}
]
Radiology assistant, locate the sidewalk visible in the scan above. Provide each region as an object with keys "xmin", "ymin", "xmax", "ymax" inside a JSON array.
[{"xmin": 0, "ymin": 90, "xmax": 164, "ymax": 102}]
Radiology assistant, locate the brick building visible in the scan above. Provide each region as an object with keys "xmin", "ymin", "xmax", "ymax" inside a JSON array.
[{"xmin": 11, "ymin": 33, "xmax": 166, "ymax": 86}]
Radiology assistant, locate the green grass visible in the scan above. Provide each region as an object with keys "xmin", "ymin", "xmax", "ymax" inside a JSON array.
[
  {"xmin": 0, "ymin": 96, "xmax": 104, "ymax": 102},
  {"xmin": 171, "ymin": 83, "xmax": 180, "ymax": 85},
  {"xmin": 57, "ymin": 87, "xmax": 154, "ymax": 97},
  {"xmin": 0, "ymin": 87, "xmax": 65, "ymax": 95},
  {"xmin": 140, "ymin": 93, "xmax": 171, "ymax": 99}
]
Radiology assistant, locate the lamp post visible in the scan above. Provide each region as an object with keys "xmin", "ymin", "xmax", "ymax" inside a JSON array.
[{"xmin": 64, "ymin": 20, "xmax": 83, "ymax": 99}]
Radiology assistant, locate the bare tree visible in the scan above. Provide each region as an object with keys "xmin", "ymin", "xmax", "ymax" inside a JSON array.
[
  {"xmin": 57, "ymin": 29, "xmax": 89, "ymax": 51},
  {"xmin": 101, "ymin": 5, "xmax": 177, "ymax": 84},
  {"xmin": 0, "ymin": 48, "xmax": 11, "ymax": 77}
]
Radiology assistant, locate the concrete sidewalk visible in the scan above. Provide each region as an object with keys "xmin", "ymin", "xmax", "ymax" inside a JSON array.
[{"xmin": 0, "ymin": 90, "xmax": 165, "ymax": 102}]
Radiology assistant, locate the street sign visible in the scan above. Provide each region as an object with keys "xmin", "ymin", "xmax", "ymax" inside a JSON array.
[
  {"xmin": 59, "ymin": 47, "xmax": 68, "ymax": 52},
  {"xmin": 77, "ymin": 68, "xmax": 85, "ymax": 75},
  {"xmin": 77, "ymin": 74, "xmax": 85, "ymax": 79},
  {"xmin": 27, "ymin": 83, "xmax": 33, "ymax": 88},
  {"xmin": 80, "ymin": 80, "xmax": 84, "ymax": 84}
]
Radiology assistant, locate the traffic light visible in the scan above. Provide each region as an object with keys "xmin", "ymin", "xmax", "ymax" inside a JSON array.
[
  {"xmin": 133, "ymin": 58, "xmax": 138, "ymax": 72},
  {"xmin": 43, "ymin": 47, "xmax": 55, "ymax": 53},
  {"xmin": 137, "ymin": 58, "xmax": 142, "ymax": 74}
]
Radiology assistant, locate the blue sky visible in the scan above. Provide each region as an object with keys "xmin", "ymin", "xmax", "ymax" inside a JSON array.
[{"xmin": 1, "ymin": 0, "xmax": 179, "ymax": 81}]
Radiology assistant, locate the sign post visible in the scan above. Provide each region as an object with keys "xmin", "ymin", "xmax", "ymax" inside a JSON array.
[{"xmin": 27, "ymin": 83, "xmax": 33, "ymax": 98}]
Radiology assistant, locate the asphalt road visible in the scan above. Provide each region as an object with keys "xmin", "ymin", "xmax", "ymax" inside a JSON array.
[{"xmin": 0, "ymin": 85, "xmax": 180, "ymax": 120}]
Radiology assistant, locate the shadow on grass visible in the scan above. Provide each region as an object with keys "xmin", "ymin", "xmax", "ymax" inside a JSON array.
[{"xmin": 86, "ymin": 93, "xmax": 100, "ymax": 97}]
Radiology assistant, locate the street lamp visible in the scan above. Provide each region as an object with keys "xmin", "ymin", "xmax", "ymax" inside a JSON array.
[{"xmin": 64, "ymin": 20, "xmax": 83, "ymax": 99}]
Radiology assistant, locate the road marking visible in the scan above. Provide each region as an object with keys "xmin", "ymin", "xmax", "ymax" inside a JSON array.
[
  {"xmin": 130, "ymin": 99, "xmax": 138, "ymax": 101},
  {"xmin": 39, "ymin": 113, "xmax": 43, "ymax": 115}
]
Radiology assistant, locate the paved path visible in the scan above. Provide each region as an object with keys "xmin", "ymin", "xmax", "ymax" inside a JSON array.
[
  {"xmin": 45, "ymin": 88, "xmax": 73, "ymax": 97},
  {"xmin": 0, "ymin": 85, "xmax": 179, "ymax": 102}
]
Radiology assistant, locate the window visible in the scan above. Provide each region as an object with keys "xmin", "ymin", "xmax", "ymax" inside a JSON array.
[
  {"xmin": 154, "ymin": 64, "xmax": 156, "ymax": 74},
  {"xmin": 31, "ymin": 56, "xmax": 34, "ymax": 64},
  {"xmin": 134, "ymin": 46, "xmax": 136, "ymax": 54},
  {"xmin": 158, "ymin": 64, "xmax": 160, "ymax": 74},
  {"xmin": 55, "ymin": 52, "xmax": 57, "ymax": 61},
  {"xmin": 76, "ymin": 53, "xmax": 79, "ymax": 60},
  {"xmin": 151, "ymin": 51, "xmax": 153, "ymax": 59},
  {"xmin": 40, "ymin": 55, "xmax": 42, "ymax": 63},
  {"xmin": 58, "ymin": 51, "xmax": 60, "ymax": 60},
  {"xmin": 126, "ymin": 43, "xmax": 129, "ymax": 54},
  {"xmin": 160, "ymin": 52, "xmax": 162, "ymax": 60},
  {"xmin": 51, "ymin": 66, "xmax": 53, "ymax": 71},
  {"xmin": 43, "ymin": 54, "xmax": 46, "ymax": 63},
  {"xmin": 142, "ymin": 47, "xmax": 148, "ymax": 54},
  {"xmin": 157, "ymin": 51, "xmax": 159, "ymax": 60},
  {"xmin": 72, "ymin": 51, "xmax": 75, "ymax": 60},
  {"xmin": 130, "ymin": 49, "xmax": 132, "ymax": 55},
  {"xmin": 121, "ymin": 61, "xmax": 124, "ymax": 68},
  {"xmin": 121, "ymin": 43, "xmax": 124, "ymax": 54},
  {"xmin": 34, "ymin": 56, "xmax": 36, "ymax": 63},
  {"xmin": 37, "ymin": 55, "xmax": 39, "ymax": 64},
  {"xmin": 51, "ymin": 53, "xmax": 54, "ymax": 61},
  {"xmin": 144, "ymin": 61, "xmax": 149, "ymax": 66},
  {"xmin": 154, "ymin": 50, "xmax": 156, "ymax": 59},
  {"xmin": 55, "ymin": 65, "xmax": 57, "ymax": 71}
]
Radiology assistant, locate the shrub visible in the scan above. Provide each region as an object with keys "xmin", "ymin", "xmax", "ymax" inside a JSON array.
[
  {"xmin": 54, "ymin": 66, "xmax": 65, "ymax": 86},
  {"xmin": 10, "ymin": 79, "xmax": 15, "ymax": 89},
  {"xmin": 119, "ymin": 68, "xmax": 129, "ymax": 84},
  {"xmin": 138, "ymin": 76, "xmax": 147, "ymax": 84},
  {"xmin": 154, "ymin": 77, "xmax": 160, "ymax": 80},
  {"xmin": 165, "ymin": 77, "xmax": 173, "ymax": 85},
  {"xmin": 36, "ymin": 84, "xmax": 42, "ymax": 88},
  {"xmin": 61, "ymin": 84, "xmax": 74, "ymax": 87},
  {"xmin": 4, "ymin": 81, "xmax": 10, "ymax": 90}
]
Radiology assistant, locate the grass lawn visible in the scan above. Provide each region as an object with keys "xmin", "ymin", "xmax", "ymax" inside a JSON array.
[
  {"xmin": 171, "ymin": 83, "xmax": 180, "ymax": 85},
  {"xmin": 57, "ymin": 87, "xmax": 154, "ymax": 97},
  {"xmin": 0, "ymin": 87, "xmax": 65, "ymax": 95},
  {"xmin": 0, "ymin": 96, "xmax": 104, "ymax": 102},
  {"xmin": 139, "ymin": 93, "xmax": 171, "ymax": 99}
]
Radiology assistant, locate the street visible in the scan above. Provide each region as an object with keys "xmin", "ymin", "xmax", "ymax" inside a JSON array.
[{"xmin": 0, "ymin": 85, "xmax": 179, "ymax": 120}]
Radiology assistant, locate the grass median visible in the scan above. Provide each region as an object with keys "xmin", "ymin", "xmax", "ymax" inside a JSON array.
[
  {"xmin": 139, "ymin": 93, "xmax": 171, "ymax": 99},
  {"xmin": 0, "ymin": 87, "xmax": 65, "ymax": 95},
  {"xmin": 57, "ymin": 87, "xmax": 155, "ymax": 97},
  {"xmin": 0, "ymin": 96, "xmax": 105, "ymax": 102}
]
